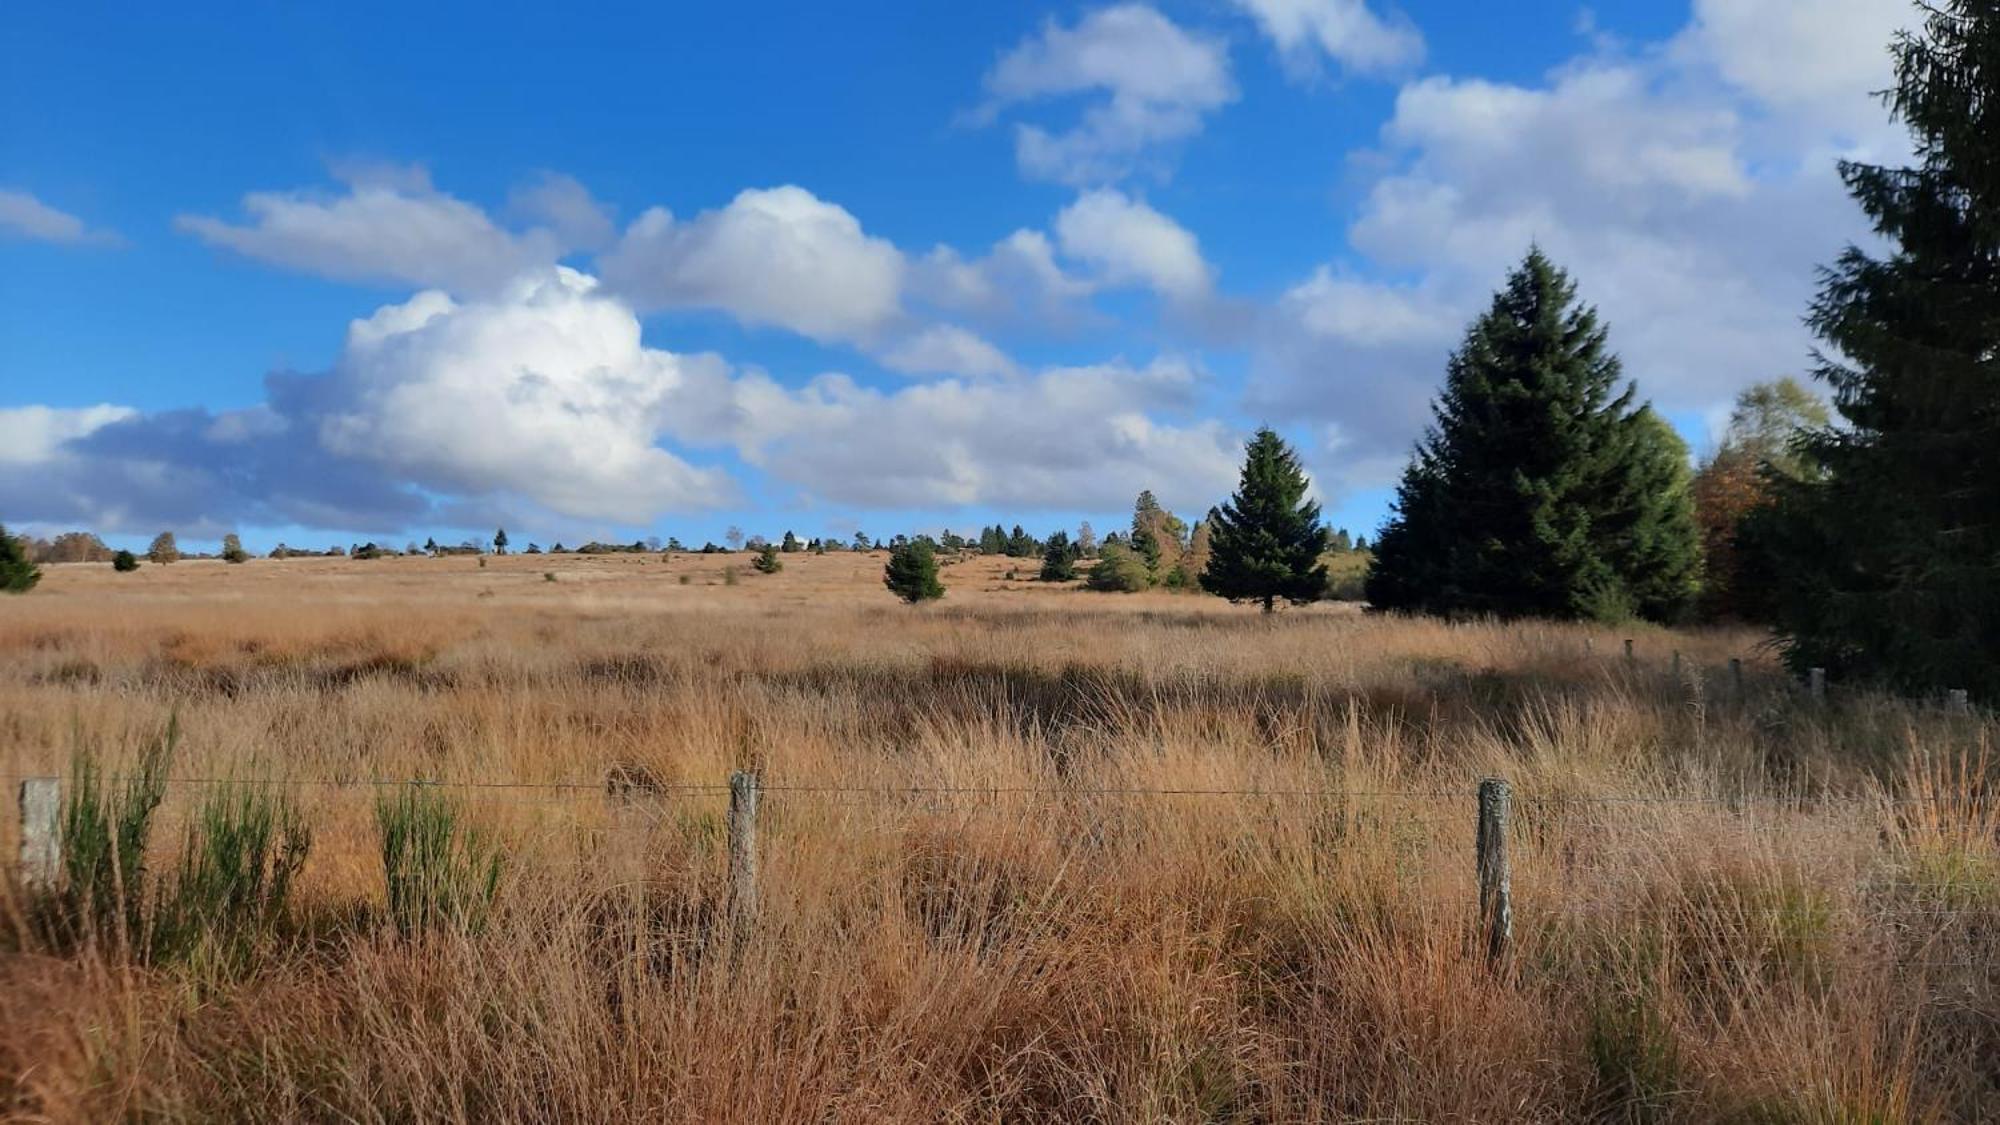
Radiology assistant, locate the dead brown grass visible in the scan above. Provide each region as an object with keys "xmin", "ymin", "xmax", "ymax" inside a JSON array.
[{"xmin": 1, "ymin": 552, "xmax": 1995, "ymax": 1121}]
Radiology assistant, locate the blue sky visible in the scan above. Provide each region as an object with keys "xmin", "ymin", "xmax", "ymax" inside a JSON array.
[{"xmin": 2, "ymin": 1, "xmax": 1909, "ymax": 552}]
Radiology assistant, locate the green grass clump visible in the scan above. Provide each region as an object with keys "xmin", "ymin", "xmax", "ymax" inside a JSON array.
[
  {"xmin": 54, "ymin": 719, "xmax": 174, "ymax": 950},
  {"xmin": 155, "ymin": 782, "xmax": 312, "ymax": 967},
  {"xmin": 378, "ymin": 784, "xmax": 503, "ymax": 937}
]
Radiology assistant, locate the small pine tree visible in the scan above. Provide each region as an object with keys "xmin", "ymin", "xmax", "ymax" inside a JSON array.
[
  {"xmin": 220, "ymin": 533, "xmax": 249, "ymax": 564},
  {"xmin": 781, "ymin": 530, "xmax": 801, "ymax": 553},
  {"xmin": 112, "ymin": 549, "xmax": 139, "ymax": 573},
  {"xmin": 146, "ymin": 532, "xmax": 179, "ymax": 564},
  {"xmin": 1201, "ymin": 428, "xmax": 1328, "ymax": 613},
  {"xmin": 1084, "ymin": 541, "xmax": 1152, "ymax": 592},
  {"xmin": 753, "ymin": 543, "xmax": 783, "ymax": 574},
  {"xmin": 1040, "ymin": 530, "xmax": 1076, "ymax": 581},
  {"xmin": 883, "ymin": 539, "xmax": 944, "ymax": 603},
  {"xmin": 1, "ymin": 524, "xmax": 42, "ymax": 592}
]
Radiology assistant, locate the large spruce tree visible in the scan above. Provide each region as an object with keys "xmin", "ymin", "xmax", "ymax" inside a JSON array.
[
  {"xmin": 1765, "ymin": 2, "xmax": 2000, "ymax": 700},
  {"xmin": 1200, "ymin": 428, "xmax": 1327, "ymax": 613},
  {"xmin": 1366, "ymin": 249, "xmax": 1701, "ymax": 623}
]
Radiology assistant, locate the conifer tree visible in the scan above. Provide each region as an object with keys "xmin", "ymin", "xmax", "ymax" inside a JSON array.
[
  {"xmin": 753, "ymin": 543, "xmax": 783, "ymax": 574},
  {"xmin": 1366, "ymin": 249, "xmax": 1700, "ymax": 622},
  {"xmin": 221, "ymin": 533, "xmax": 249, "ymax": 564},
  {"xmin": 0, "ymin": 524, "xmax": 41, "ymax": 592},
  {"xmin": 1200, "ymin": 428, "xmax": 1328, "ymax": 613},
  {"xmin": 1765, "ymin": 3, "xmax": 2000, "ymax": 699},
  {"xmin": 493, "ymin": 527, "xmax": 508, "ymax": 555},
  {"xmin": 883, "ymin": 538, "xmax": 944, "ymax": 603},
  {"xmin": 112, "ymin": 549, "xmax": 139, "ymax": 572},
  {"xmin": 1039, "ymin": 530, "xmax": 1076, "ymax": 581}
]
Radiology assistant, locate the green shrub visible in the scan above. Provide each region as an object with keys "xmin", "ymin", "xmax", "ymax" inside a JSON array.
[
  {"xmin": 377, "ymin": 784, "xmax": 503, "ymax": 938},
  {"xmin": 752, "ymin": 544, "xmax": 783, "ymax": 574},
  {"xmin": 1085, "ymin": 542, "xmax": 1152, "ymax": 592},
  {"xmin": 112, "ymin": 549, "xmax": 139, "ymax": 572},
  {"xmin": 0, "ymin": 523, "xmax": 40, "ymax": 592},
  {"xmin": 155, "ymin": 782, "xmax": 312, "ymax": 965},
  {"xmin": 884, "ymin": 539, "xmax": 944, "ymax": 603},
  {"xmin": 54, "ymin": 719, "xmax": 175, "ymax": 948}
]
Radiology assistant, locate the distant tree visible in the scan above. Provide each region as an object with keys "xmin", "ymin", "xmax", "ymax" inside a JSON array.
[
  {"xmin": 550, "ymin": 542, "xmax": 568, "ymax": 553},
  {"xmin": 1076, "ymin": 520, "xmax": 1098, "ymax": 558},
  {"xmin": 781, "ymin": 530, "xmax": 801, "ymax": 553},
  {"xmin": 1330, "ymin": 528, "xmax": 1353, "ymax": 553},
  {"xmin": 46, "ymin": 531, "xmax": 112, "ymax": 563},
  {"xmin": 493, "ymin": 527, "xmax": 509, "ymax": 555},
  {"xmin": 220, "ymin": 533, "xmax": 250, "ymax": 564},
  {"xmin": 725, "ymin": 525, "xmax": 746, "ymax": 551},
  {"xmin": 1172, "ymin": 519, "xmax": 1213, "ymax": 589},
  {"xmin": 1366, "ymin": 249, "xmax": 1699, "ymax": 623},
  {"xmin": 424, "ymin": 536, "xmax": 439, "ymax": 556},
  {"xmin": 0, "ymin": 525, "xmax": 40, "ymax": 592},
  {"xmin": 1039, "ymin": 530, "xmax": 1077, "ymax": 581},
  {"xmin": 853, "ymin": 531, "xmax": 873, "ymax": 552},
  {"xmin": 112, "ymin": 549, "xmax": 139, "ymax": 573},
  {"xmin": 146, "ymin": 532, "xmax": 180, "ymax": 564},
  {"xmin": 883, "ymin": 538, "xmax": 944, "ymax": 603},
  {"xmin": 1201, "ymin": 428, "xmax": 1328, "ymax": 613},
  {"xmin": 270, "ymin": 543, "xmax": 291, "ymax": 559},
  {"xmin": 1692, "ymin": 378, "xmax": 1829, "ymax": 621},
  {"xmin": 666, "ymin": 537, "xmax": 686, "ymax": 552},
  {"xmin": 753, "ymin": 543, "xmax": 783, "ymax": 574}
]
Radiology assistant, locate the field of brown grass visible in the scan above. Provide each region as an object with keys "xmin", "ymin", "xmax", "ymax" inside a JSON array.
[{"xmin": 2, "ymin": 552, "xmax": 1996, "ymax": 1121}]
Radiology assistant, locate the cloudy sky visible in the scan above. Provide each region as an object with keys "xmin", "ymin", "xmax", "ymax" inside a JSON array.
[{"xmin": 2, "ymin": 1, "xmax": 1911, "ymax": 550}]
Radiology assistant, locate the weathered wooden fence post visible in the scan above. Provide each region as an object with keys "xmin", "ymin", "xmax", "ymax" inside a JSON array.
[
  {"xmin": 18, "ymin": 778, "xmax": 60, "ymax": 890},
  {"xmin": 1476, "ymin": 777, "xmax": 1512, "ymax": 966},
  {"xmin": 1808, "ymin": 667, "xmax": 1826, "ymax": 702},
  {"xmin": 728, "ymin": 770, "xmax": 760, "ymax": 931},
  {"xmin": 1947, "ymin": 689, "xmax": 1970, "ymax": 715}
]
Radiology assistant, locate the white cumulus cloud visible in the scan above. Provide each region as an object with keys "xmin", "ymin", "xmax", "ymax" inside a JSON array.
[
  {"xmin": 1055, "ymin": 188, "xmax": 1213, "ymax": 300},
  {"xmin": 176, "ymin": 164, "xmax": 562, "ymax": 294},
  {"xmin": 1230, "ymin": 0, "xmax": 1423, "ymax": 77},
  {"xmin": 0, "ymin": 189, "xmax": 122, "ymax": 246},
  {"xmin": 977, "ymin": 4, "xmax": 1235, "ymax": 184},
  {"xmin": 599, "ymin": 186, "xmax": 906, "ymax": 346}
]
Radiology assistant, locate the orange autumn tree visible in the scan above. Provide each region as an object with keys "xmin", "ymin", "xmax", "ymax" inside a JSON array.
[{"xmin": 1690, "ymin": 378, "xmax": 1827, "ymax": 620}]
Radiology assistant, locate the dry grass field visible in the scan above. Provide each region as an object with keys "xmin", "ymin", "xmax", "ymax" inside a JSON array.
[{"xmin": 2, "ymin": 552, "xmax": 1996, "ymax": 1121}]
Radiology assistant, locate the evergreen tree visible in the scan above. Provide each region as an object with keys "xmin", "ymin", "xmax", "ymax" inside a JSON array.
[
  {"xmin": 0, "ymin": 524, "xmax": 41, "ymax": 592},
  {"xmin": 1039, "ymin": 530, "xmax": 1076, "ymax": 581},
  {"xmin": 781, "ymin": 530, "xmax": 801, "ymax": 553},
  {"xmin": 1200, "ymin": 428, "xmax": 1328, "ymax": 613},
  {"xmin": 1764, "ymin": 3, "xmax": 2000, "ymax": 699},
  {"xmin": 883, "ymin": 538, "xmax": 944, "ymax": 603},
  {"xmin": 1085, "ymin": 541, "xmax": 1152, "ymax": 592},
  {"xmin": 1007, "ymin": 524, "xmax": 1038, "ymax": 558},
  {"xmin": 112, "ymin": 549, "xmax": 139, "ymax": 572},
  {"xmin": 493, "ymin": 527, "xmax": 509, "ymax": 555},
  {"xmin": 146, "ymin": 532, "xmax": 179, "ymax": 564},
  {"xmin": 753, "ymin": 543, "xmax": 783, "ymax": 574},
  {"xmin": 220, "ymin": 533, "xmax": 249, "ymax": 564},
  {"xmin": 1366, "ymin": 249, "xmax": 1700, "ymax": 622}
]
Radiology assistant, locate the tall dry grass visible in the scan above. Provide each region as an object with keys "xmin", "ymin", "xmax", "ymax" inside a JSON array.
[{"xmin": 0, "ymin": 553, "xmax": 1995, "ymax": 1121}]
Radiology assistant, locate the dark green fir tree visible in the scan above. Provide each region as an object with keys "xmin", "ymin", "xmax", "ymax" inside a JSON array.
[
  {"xmin": 1200, "ymin": 428, "xmax": 1328, "ymax": 613},
  {"xmin": 1764, "ymin": 2, "xmax": 2000, "ymax": 700},
  {"xmin": 1366, "ymin": 249, "xmax": 1700, "ymax": 623}
]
